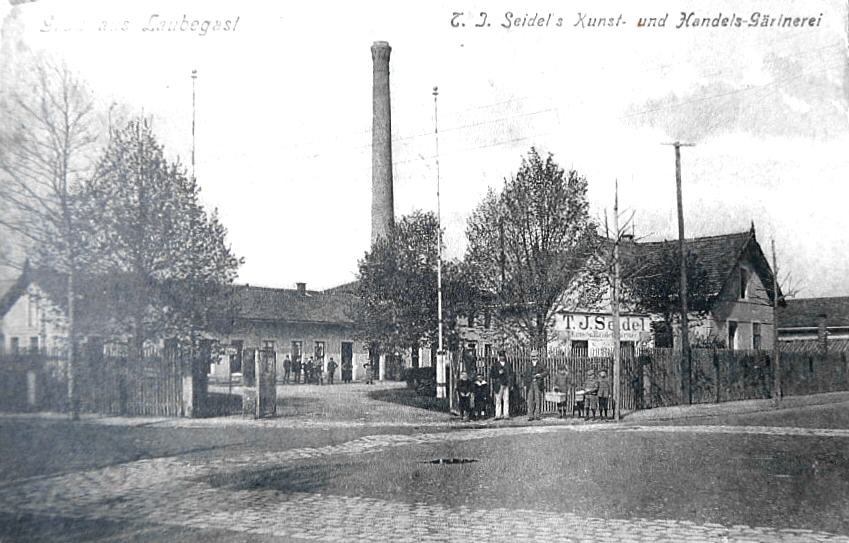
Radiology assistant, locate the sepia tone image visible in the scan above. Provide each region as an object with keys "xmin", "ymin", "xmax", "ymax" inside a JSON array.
[{"xmin": 1, "ymin": 0, "xmax": 848, "ymax": 541}]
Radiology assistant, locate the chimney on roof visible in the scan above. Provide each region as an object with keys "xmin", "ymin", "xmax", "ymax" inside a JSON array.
[{"xmin": 296, "ymin": 282, "xmax": 306, "ymax": 295}]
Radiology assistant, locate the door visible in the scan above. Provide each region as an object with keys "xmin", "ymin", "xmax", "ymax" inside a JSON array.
[{"xmin": 341, "ymin": 342, "xmax": 353, "ymax": 381}]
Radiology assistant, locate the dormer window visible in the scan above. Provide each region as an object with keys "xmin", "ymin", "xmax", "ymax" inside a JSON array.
[{"xmin": 739, "ymin": 268, "xmax": 749, "ymax": 299}]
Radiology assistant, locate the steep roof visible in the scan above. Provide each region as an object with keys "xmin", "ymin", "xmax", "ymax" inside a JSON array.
[
  {"xmin": 779, "ymin": 297, "xmax": 849, "ymax": 329},
  {"xmin": 322, "ymin": 280, "xmax": 360, "ymax": 295},
  {"xmin": 1, "ymin": 268, "xmax": 360, "ymax": 330},
  {"xmin": 0, "ymin": 268, "xmax": 130, "ymax": 334},
  {"xmin": 230, "ymin": 284, "xmax": 357, "ymax": 325},
  {"xmin": 618, "ymin": 228, "xmax": 779, "ymax": 304}
]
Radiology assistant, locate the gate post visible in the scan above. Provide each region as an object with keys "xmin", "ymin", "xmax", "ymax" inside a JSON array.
[{"xmin": 181, "ymin": 342, "xmax": 210, "ymax": 418}]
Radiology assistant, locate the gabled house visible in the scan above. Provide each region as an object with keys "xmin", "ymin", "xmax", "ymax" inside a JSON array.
[
  {"xmin": 456, "ymin": 224, "xmax": 779, "ymax": 354},
  {"xmin": 618, "ymin": 225, "xmax": 779, "ymax": 351},
  {"xmin": 0, "ymin": 267, "xmax": 122, "ymax": 355}
]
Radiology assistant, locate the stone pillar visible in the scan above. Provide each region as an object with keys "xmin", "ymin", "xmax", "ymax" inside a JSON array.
[
  {"xmin": 379, "ymin": 354, "xmax": 386, "ymax": 381},
  {"xmin": 371, "ymin": 41, "xmax": 394, "ymax": 245}
]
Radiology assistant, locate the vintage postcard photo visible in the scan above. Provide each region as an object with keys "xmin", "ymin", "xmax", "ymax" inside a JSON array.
[{"xmin": 0, "ymin": 0, "xmax": 847, "ymax": 541}]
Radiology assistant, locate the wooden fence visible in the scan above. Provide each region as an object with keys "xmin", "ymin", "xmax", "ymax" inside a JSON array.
[
  {"xmin": 450, "ymin": 346, "xmax": 849, "ymax": 416},
  {"xmin": 451, "ymin": 348, "xmax": 643, "ymax": 416},
  {"xmin": 0, "ymin": 344, "xmax": 195, "ymax": 417}
]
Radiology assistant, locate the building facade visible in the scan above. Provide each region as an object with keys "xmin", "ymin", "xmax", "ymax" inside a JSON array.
[
  {"xmin": 207, "ymin": 282, "xmax": 370, "ymax": 383},
  {"xmin": 452, "ymin": 225, "xmax": 778, "ymax": 355}
]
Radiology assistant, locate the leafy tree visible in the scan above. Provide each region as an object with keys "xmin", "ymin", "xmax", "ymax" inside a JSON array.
[
  {"xmin": 86, "ymin": 118, "xmax": 242, "ymax": 352},
  {"xmin": 465, "ymin": 147, "xmax": 601, "ymax": 349},
  {"xmin": 621, "ymin": 241, "xmax": 713, "ymax": 347},
  {"xmin": 355, "ymin": 211, "xmax": 475, "ymax": 360},
  {"xmin": 0, "ymin": 60, "xmax": 102, "ymax": 418}
]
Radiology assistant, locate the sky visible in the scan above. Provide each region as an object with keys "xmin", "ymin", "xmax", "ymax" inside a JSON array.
[{"xmin": 1, "ymin": 0, "xmax": 848, "ymax": 297}]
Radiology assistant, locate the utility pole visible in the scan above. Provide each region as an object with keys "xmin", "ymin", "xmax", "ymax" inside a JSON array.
[
  {"xmin": 191, "ymin": 69, "xmax": 197, "ymax": 181},
  {"xmin": 663, "ymin": 141, "xmax": 695, "ymax": 404},
  {"xmin": 771, "ymin": 238, "xmax": 782, "ymax": 405},
  {"xmin": 433, "ymin": 86, "xmax": 447, "ymax": 401},
  {"xmin": 611, "ymin": 180, "xmax": 622, "ymax": 421}
]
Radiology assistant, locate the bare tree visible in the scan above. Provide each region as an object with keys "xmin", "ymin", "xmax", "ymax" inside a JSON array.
[{"xmin": 0, "ymin": 60, "xmax": 101, "ymax": 419}]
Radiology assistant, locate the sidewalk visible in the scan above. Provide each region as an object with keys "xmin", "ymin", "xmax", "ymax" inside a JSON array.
[
  {"xmin": 3, "ymin": 386, "xmax": 848, "ymax": 430},
  {"xmin": 620, "ymin": 390, "xmax": 849, "ymax": 423}
]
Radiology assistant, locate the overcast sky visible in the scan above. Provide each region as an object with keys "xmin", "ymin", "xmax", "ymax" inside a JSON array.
[{"xmin": 2, "ymin": 0, "xmax": 848, "ymax": 297}]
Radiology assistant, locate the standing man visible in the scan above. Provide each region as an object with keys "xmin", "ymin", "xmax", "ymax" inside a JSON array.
[
  {"xmin": 342, "ymin": 359, "xmax": 352, "ymax": 383},
  {"xmin": 304, "ymin": 357, "xmax": 315, "ymax": 384},
  {"xmin": 489, "ymin": 351, "xmax": 512, "ymax": 420},
  {"xmin": 282, "ymin": 355, "xmax": 292, "ymax": 384},
  {"xmin": 524, "ymin": 349, "xmax": 548, "ymax": 421},
  {"xmin": 326, "ymin": 357, "xmax": 338, "ymax": 385},
  {"xmin": 293, "ymin": 356, "xmax": 302, "ymax": 384}
]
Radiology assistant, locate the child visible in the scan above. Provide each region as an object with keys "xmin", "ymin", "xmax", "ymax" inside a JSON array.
[
  {"xmin": 584, "ymin": 371, "xmax": 599, "ymax": 420},
  {"xmin": 573, "ymin": 387, "xmax": 585, "ymax": 418},
  {"xmin": 472, "ymin": 372, "xmax": 489, "ymax": 420},
  {"xmin": 597, "ymin": 369, "xmax": 612, "ymax": 419},
  {"xmin": 552, "ymin": 367, "xmax": 571, "ymax": 418},
  {"xmin": 457, "ymin": 371, "xmax": 472, "ymax": 421}
]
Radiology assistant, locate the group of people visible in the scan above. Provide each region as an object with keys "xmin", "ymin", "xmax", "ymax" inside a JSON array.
[
  {"xmin": 456, "ymin": 351, "xmax": 613, "ymax": 422},
  {"xmin": 281, "ymin": 355, "xmax": 354, "ymax": 385}
]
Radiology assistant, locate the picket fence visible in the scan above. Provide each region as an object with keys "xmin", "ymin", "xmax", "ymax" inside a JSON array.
[
  {"xmin": 449, "ymin": 346, "xmax": 849, "ymax": 415},
  {"xmin": 0, "ymin": 345, "xmax": 188, "ymax": 416}
]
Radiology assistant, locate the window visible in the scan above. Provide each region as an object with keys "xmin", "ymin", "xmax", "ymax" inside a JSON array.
[
  {"xmin": 467, "ymin": 311, "xmax": 475, "ymax": 328},
  {"xmin": 739, "ymin": 268, "xmax": 749, "ymax": 299},
  {"xmin": 571, "ymin": 340, "xmax": 588, "ymax": 357},
  {"xmin": 10, "ymin": 337, "xmax": 19, "ymax": 355},
  {"xmin": 752, "ymin": 323, "xmax": 762, "ymax": 350},
  {"xmin": 29, "ymin": 337, "xmax": 39, "ymax": 354},
  {"xmin": 727, "ymin": 321, "xmax": 738, "ymax": 350},
  {"xmin": 261, "ymin": 340, "xmax": 275, "ymax": 352},
  {"xmin": 314, "ymin": 341, "xmax": 325, "ymax": 364},
  {"xmin": 291, "ymin": 341, "xmax": 303, "ymax": 363},
  {"xmin": 484, "ymin": 310, "xmax": 491, "ymax": 329}
]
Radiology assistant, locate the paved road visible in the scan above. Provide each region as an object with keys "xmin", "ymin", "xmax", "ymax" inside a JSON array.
[
  {"xmin": 2, "ymin": 389, "xmax": 849, "ymax": 541},
  {"xmin": 1, "ymin": 419, "xmax": 849, "ymax": 541}
]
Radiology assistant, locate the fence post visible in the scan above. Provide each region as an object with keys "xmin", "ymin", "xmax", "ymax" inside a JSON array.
[
  {"xmin": 713, "ymin": 350, "xmax": 720, "ymax": 404},
  {"xmin": 844, "ymin": 353, "xmax": 849, "ymax": 391}
]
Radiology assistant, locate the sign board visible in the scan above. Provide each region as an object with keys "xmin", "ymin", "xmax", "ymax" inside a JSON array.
[{"xmin": 555, "ymin": 313, "xmax": 652, "ymax": 342}]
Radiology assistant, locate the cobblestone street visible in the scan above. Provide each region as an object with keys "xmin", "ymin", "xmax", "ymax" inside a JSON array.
[{"xmin": 1, "ymin": 418, "xmax": 849, "ymax": 542}]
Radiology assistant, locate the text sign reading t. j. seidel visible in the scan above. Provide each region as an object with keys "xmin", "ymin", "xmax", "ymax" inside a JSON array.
[{"xmin": 559, "ymin": 313, "xmax": 651, "ymax": 341}]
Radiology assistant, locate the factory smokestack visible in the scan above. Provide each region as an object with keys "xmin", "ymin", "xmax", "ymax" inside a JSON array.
[{"xmin": 371, "ymin": 41, "xmax": 394, "ymax": 245}]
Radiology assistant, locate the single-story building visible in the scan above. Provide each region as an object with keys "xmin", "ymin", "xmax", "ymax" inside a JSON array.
[
  {"xmin": 207, "ymin": 282, "xmax": 370, "ymax": 383},
  {"xmin": 778, "ymin": 296, "xmax": 849, "ymax": 353}
]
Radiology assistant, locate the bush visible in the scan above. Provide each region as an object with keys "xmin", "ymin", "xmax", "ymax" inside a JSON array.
[{"xmin": 402, "ymin": 366, "xmax": 436, "ymax": 396}]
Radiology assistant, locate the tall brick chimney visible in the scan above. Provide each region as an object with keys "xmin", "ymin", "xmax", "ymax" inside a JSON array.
[{"xmin": 371, "ymin": 41, "xmax": 394, "ymax": 245}]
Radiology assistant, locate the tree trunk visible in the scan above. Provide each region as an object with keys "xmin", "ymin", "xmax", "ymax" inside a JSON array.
[{"xmin": 67, "ymin": 270, "xmax": 79, "ymax": 420}]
